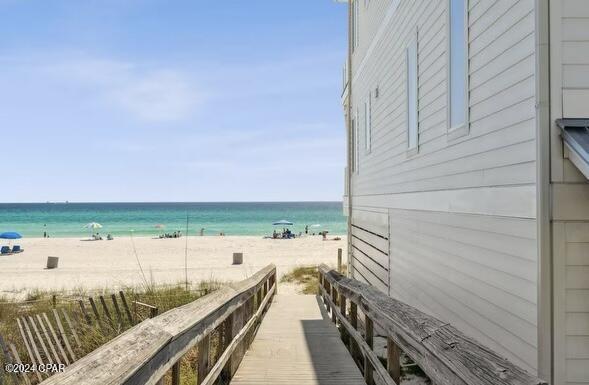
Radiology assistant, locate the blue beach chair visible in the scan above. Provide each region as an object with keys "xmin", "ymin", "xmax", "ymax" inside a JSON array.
[
  {"xmin": 12, "ymin": 245, "xmax": 23, "ymax": 253},
  {"xmin": 0, "ymin": 246, "xmax": 11, "ymax": 255}
]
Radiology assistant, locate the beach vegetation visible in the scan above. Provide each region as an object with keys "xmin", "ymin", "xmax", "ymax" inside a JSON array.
[
  {"xmin": 281, "ymin": 264, "xmax": 348, "ymax": 295},
  {"xmin": 281, "ymin": 266, "xmax": 319, "ymax": 294},
  {"xmin": 0, "ymin": 281, "xmax": 223, "ymax": 385}
]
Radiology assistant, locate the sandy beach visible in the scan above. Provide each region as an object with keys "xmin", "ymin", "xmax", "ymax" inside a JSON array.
[{"xmin": 0, "ymin": 235, "xmax": 346, "ymax": 297}]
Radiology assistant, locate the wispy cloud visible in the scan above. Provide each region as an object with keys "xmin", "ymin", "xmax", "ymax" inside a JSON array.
[
  {"xmin": 112, "ymin": 70, "xmax": 200, "ymax": 122},
  {"xmin": 34, "ymin": 54, "xmax": 203, "ymax": 122}
]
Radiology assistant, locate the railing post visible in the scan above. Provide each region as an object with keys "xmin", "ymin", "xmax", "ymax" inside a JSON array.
[
  {"xmin": 325, "ymin": 282, "xmax": 331, "ymax": 313},
  {"xmin": 196, "ymin": 334, "xmax": 210, "ymax": 385},
  {"xmin": 257, "ymin": 287, "xmax": 262, "ymax": 310},
  {"xmin": 350, "ymin": 301, "xmax": 358, "ymax": 363},
  {"xmin": 246, "ymin": 295, "xmax": 254, "ymax": 348},
  {"xmin": 339, "ymin": 293, "xmax": 348, "ymax": 345},
  {"xmin": 221, "ymin": 313, "xmax": 234, "ymax": 380},
  {"xmin": 364, "ymin": 312, "xmax": 374, "ymax": 385},
  {"xmin": 331, "ymin": 288, "xmax": 337, "ymax": 323},
  {"xmin": 337, "ymin": 248, "xmax": 342, "ymax": 272},
  {"xmin": 387, "ymin": 338, "xmax": 401, "ymax": 385},
  {"xmin": 171, "ymin": 361, "xmax": 180, "ymax": 385},
  {"xmin": 229, "ymin": 304, "xmax": 245, "ymax": 377}
]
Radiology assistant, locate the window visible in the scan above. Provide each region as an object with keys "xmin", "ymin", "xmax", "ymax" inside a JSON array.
[
  {"xmin": 354, "ymin": 0, "xmax": 360, "ymax": 50},
  {"xmin": 351, "ymin": 117, "xmax": 356, "ymax": 172},
  {"xmin": 406, "ymin": 35, "xmax": 418, "ymax": 151},
  {"xmin": 351, "ymin": 1, "xmax": 356, "ymax": 53},
  {"xmin": 448, "ymin": 0, "xmax": 468, "ymax": 134},
  {"xmin": 365, "ymin": 93, "xmax": 372, "ymax": 153},
  {"xmin": 355, "ymin": 109, "xmax": 360, "ymax": 172}
]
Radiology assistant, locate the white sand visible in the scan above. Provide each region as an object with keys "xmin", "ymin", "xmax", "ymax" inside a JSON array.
[{"xmin": 0, "ymin": 235, "xmax": 346, "ymax": 297}]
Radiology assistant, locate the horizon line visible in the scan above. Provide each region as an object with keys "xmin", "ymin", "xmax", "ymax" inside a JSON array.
[{"xmin": 0, "ymin": 200, "xmax": 344, "ymax": 204}]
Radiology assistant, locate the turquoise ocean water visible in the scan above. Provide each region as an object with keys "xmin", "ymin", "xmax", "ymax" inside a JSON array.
[{"xmin": 0, "ymin": 202, "xmax": 346, "ymax": 238}]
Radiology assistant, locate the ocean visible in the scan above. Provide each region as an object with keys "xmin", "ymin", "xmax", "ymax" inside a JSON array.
[{"xmin": 0, "ymin": 202, "xmax": 347, "ymax": 238}]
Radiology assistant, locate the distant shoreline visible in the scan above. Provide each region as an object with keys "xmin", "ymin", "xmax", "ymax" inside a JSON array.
[{"xmin": 0, "ymin": 201, "xmax": 347, "ymax": 238}]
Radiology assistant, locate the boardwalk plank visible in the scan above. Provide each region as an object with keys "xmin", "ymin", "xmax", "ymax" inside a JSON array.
[{"xmin": 230, "ymin": 294, "xmax": 365, "ymax": 385}]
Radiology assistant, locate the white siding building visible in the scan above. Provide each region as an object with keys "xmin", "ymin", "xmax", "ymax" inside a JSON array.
[{"xmin": 341, "ymin": 1, "xmax": 589, "ymax": 384}]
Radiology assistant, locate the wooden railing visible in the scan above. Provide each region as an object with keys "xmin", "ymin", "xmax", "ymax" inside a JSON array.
[
  {"xmin": 41, "ymin": 264, "xmax": 277, "ymax": 385},
  {"xmin": 318, "ymin": 264, "xmax": 547, "ymax": 385}
]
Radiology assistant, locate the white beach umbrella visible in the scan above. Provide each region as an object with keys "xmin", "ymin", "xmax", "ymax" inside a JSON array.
[{"xmin": 84, "ymin": 222, "xmax": 103, "ymax": 237}]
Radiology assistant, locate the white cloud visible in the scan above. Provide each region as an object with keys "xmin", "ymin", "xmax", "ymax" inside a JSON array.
[
  {"xmin": 39, "ymin": 54, "xmax": 203, "ymax": 122},
  {"xmin": 112, "ymin": 70, "xmax": 200, "ymax": 122}
]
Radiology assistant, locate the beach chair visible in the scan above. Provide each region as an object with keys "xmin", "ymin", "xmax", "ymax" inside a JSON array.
[
  {"xmin": 11, "ymin": 245, "xmax": 23, "ymax": 253},
  {"xmin": 0, "ymin": 246, "xmax": 11, "ymax": 255}
]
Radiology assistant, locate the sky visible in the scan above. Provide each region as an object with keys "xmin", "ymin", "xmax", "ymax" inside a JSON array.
[{"xmin": 0, "ymin": 0, "xmax": 347, "ymax": 202}]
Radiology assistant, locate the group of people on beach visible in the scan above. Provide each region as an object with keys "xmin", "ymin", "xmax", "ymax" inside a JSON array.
[
  {"xmin": 272, "ymin": 228, "xmax": 295, "ymax": 239},
  {"xmin": 92, "ymin": 233, "xmax": 113, "ymax": 240},
  {"xmin": 159, "ymin": 231, "xmax": 182, "ymax": 239}
]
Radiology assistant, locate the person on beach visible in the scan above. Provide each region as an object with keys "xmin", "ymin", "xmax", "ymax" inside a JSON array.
[{"xmin": 305, "ymin": 225, "xmax": 308, "ymax": 234}]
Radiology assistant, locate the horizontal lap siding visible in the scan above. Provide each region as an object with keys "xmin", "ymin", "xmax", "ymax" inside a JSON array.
[
  {"xmin": 350, "ymin": 220, "xmax": 390, "ymax": 294},
  {"xmin": 389, "ymin": 210, "xmax": 537, "ymax": 372},
  {"xmin": 561, "ymin": 223, "xmax": 589, "ymax": 384},
  {"xmin": 352, "ymin": 0, "xmax": 536, "ymax": 198},
  {"xmin": 348, "ymin": 0, "xmax": 538, "ymax": 374},
  {"xmin": 562, "ymin": 0, "xmax": 589, "ymax": 89},
  {"xmin": 553, "ymin": 1, "xmax": 589, "ymax": 384}
]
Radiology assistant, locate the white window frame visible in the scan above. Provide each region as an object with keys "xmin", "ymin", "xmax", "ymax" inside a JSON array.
[
  {"xmin": 351, "ymin": 1, "xmax": 356, "ymax": 53},
  {"xmin": 351, "ymin": 117, "xmax": 356, "ymax": 173},
  {"xmin": 365, "ymin": 93, "xmax": 372, "ymax": 153},
  {"xmin": 355, "ymin": 108, "xmax": 360, "ymax": 173},
  {"xmin": 354, "ymin": 0, "xmax": 360, "ymax": 50},
  {"xmin": 447, "ymin": 0, "xmax": 469, "ymax": 140},
  {"xmin": 406, "ymin": 30, "xmax": 419, "ymax": 154}
]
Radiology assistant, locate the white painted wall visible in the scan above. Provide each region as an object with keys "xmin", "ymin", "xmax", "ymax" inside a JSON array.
[
  {"xmin": 347, "ymin": 0, "xmax": 539, "ymax": 374},
  {"xmin": 551, "ymin": 1, "xmax": 589, "ymax": 384}
]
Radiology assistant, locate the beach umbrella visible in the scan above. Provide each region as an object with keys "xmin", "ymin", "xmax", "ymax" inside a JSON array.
[
  {"xmin": 84, "ymin": 222, "xmax": 103, "ymax": 237},
  {"xmin": 272, "ymin": 220, "xmax": 293, "ymax": 226},
  {"xmin": 0, "ymin": 232, "xmax": 22, "ymax": 247},
  {"xmin": 0, "ymin": 232, "xmax": 22, "ymax": 239},
  {"xmin": 310, "ymin": 224, "xmax": 322, "ymax": 228}
]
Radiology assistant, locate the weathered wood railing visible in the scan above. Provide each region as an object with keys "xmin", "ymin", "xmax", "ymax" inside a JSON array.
[
  {"xmin": 41, "ymin": 264, "xmax": 277, "ymax": 385},
  {"xmin": 318, "ymin": 264, "xmax": 547, "ymax": 385}
]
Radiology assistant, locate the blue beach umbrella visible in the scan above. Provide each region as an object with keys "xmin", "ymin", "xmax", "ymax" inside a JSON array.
[
  {"xmin": 272, "ymin": 220, "xmax": 293, "ymax": 226},
  {"xmin": 0, "ymin": 232, "xmax": 22, "ymax": 239},
  {"xmin": 0, "ymin": 232, "xmax": 22, "ymax": 247}
]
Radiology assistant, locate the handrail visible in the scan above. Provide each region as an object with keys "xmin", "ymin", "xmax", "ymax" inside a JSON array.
[
  {"xmin": 318, "ymin": 264, "xmax": 547, "ymax": 385},
  {"xmin": 41, "ymin": 264, "xmax": 277, "ymax": 385}
]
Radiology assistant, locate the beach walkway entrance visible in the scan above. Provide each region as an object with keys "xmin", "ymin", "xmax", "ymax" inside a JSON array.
[
  {"xmin": 230, "ymin": 293, "xmax": 365, "ymax": 385},
  {"xmin": 36, "ymin": 264, "xmax": 546, "ymax": 385}
]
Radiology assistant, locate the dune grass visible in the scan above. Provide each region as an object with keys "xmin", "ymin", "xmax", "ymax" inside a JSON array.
[
  {"xmin": 281, "ymin": 264, "xmax": 347, "ymax": 295},
  {"xmin": 0, "ymin": 281, "xmax": 223, "ymax": 385}
]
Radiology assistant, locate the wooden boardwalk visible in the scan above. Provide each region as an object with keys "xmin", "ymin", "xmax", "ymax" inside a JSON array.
[{"xmin": 231, "ymin": 293, "xmax": 365, "ymax": 385}]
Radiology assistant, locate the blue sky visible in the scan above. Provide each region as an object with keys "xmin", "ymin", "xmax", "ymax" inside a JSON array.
[{"xmin": 0, "ymin": 0, "xmax": 347, "ymax": 202}]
